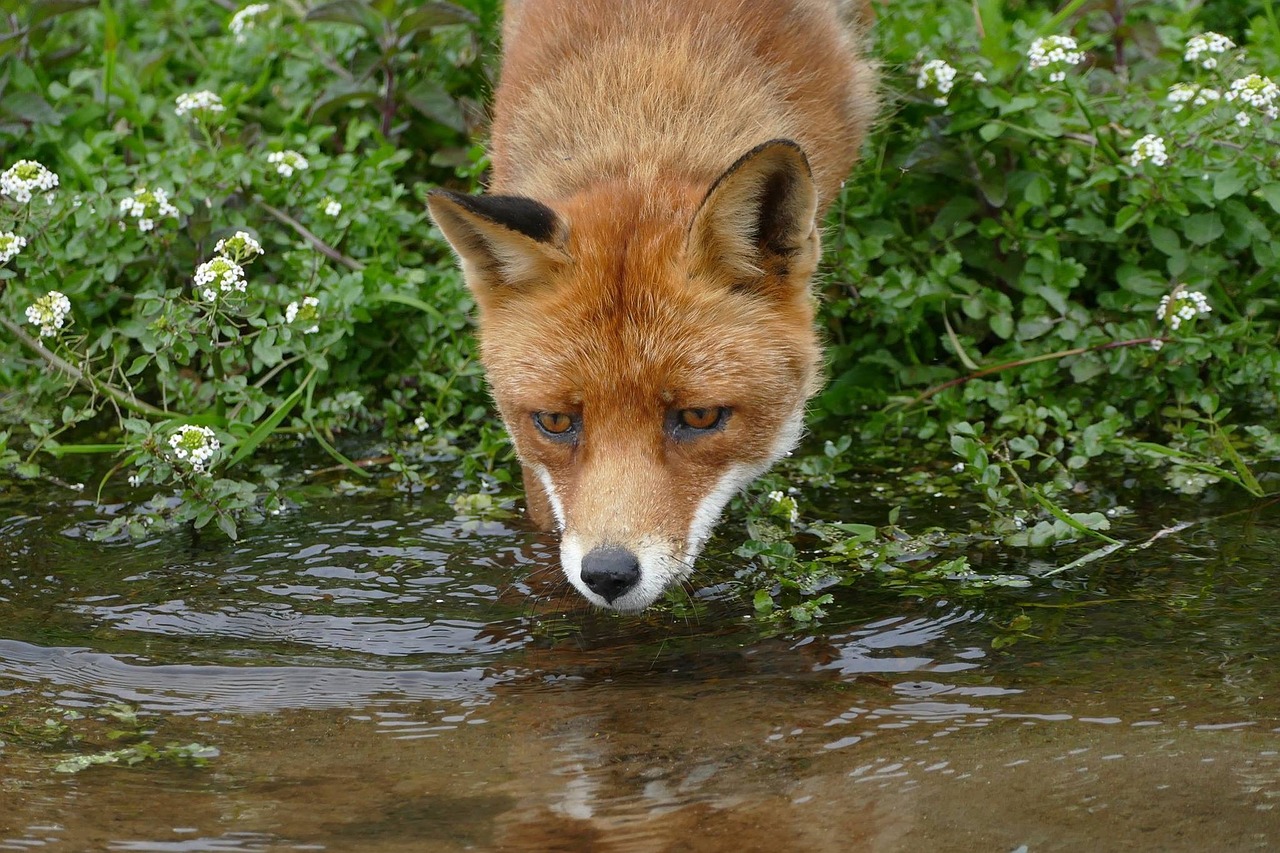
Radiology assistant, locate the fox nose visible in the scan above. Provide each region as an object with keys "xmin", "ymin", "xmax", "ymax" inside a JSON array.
[{"xmin": 580, "ymin": 546, "xmax": 641, "ymax": 603}]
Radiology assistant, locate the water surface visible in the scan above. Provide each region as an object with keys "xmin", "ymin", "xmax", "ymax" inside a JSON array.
[{"xmin": 1, "ymin": 483, "xmax": 1278, "ymax": 851}]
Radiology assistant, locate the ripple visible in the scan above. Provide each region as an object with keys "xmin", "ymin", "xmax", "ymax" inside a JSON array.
[{"xmin": 0, "ymin": 639, "xmax": 503, "ymax": 713}]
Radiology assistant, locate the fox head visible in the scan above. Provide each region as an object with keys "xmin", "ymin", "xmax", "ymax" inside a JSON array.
[{"xmin": 427, "ymin": 140, "xmax": 822, "ymax": 612}]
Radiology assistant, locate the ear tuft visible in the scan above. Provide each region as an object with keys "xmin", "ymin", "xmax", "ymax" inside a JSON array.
[
  {"xmin": 427, "ymin": 190, "xmax": 570, "ymax": 299},
  {"xmin": 688, "ymin": 139, "xmax": 819, "ymax": 289}
]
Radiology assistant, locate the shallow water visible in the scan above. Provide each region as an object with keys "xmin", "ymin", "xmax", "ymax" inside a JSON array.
[{"xmin": 1, "ymin": 483, "xmax": 1278, "ymax": 852}]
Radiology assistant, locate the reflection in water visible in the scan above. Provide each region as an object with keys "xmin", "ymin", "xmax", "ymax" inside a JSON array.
[{"xmin": 1, "ymin": 490, "xmax": 1279, "ymax": 850}]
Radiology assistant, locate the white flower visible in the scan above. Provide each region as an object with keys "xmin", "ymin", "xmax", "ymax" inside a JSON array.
[
  {"xmin": 119, "ymin": 187, "xmax": 180, "ymax": 230},
  {"xmin": 128, "ymin": 473, "xmax": 142, "ymax": 487},
  {"xmin": 972, "ymin": 71, "xmax": 987, "ymax": 83},
  {"xmin": 228, "ymin": 3, "xmax": 270, "ymax": 41},
  {"xmin": 267, "ymin": 150, "xmax": 309, "ymax": 178},
  {"xmin": 1225, "ymin": 74, "xmax": 1279, "ymax": 121},
  {"xmin": 25, "ymin": 291, "xmax": 72, "ymax": 338},
  {"xmin": 175, "ymin": 90, "xmax": 225, "ymax": 118},
  {"xmin": 194, "ymin": 256, "xmax": 247, "ymax": 297},
  {"xmin": 1129, "ymin": 134, "xmax": 1168, "ymax": 167},
  {"xmin": 1184, "ymin": 32, "xmax": 1235, "ymax": 69},
  {"xmin": 0, "ymin": 231, "xmax": 26, "ymax": 264},
  {"xmin": 951, "ymin": 461, "xmax": 966, "ymax": 473},
  {"xmin": 1027, "ymin": 36, "xmax": 1086, "ymax": 81},
  {"xmin": 1150, "ymin": 339, "xmax": 1164, "ymax": 352},
  {"xmin": 214, "ymin": 230, "xmax": 264, "ymax": 260},
  {"xmin": 766, "ymin": 489, "xmax": 800, "ymax": 523},
  {"xmin": 917, "ymin": 59, "xmax": 958, "ymax": 105},
  {"xmin": 285, "ymin": 295, "xmax": 320, "ymax": 333},
  {"xmin": 414, "ymin": 416, "xmax": 429, "ymax": 432},
  {"xmin": 1, "ymin": 160, "xmax": 59, "ymax": 204},
  {"xmin": 323, "ymin": 198, "xmax": 342, "ymax": 217},
  {"xmin": 1156, "ymin": 288, "xmax": 1211, "ymax": 331},
  {"xmin": 168, "ymin": 425, "xmax": 220, "ymax": 474}
]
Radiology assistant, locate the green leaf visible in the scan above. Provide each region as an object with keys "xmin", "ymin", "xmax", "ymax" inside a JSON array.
[
  {"xmin": 225, "ymin": 376, "xmax": 311, "ymax": 469},
  {"xmin": 1213, "ymin": 172, "xmax": 1247, "ymax": 200},
  {"xmin": 397, "ymin": 2, "xmax": 477, "ymax": 36},
  {"xmin": 1259, "ymin": 184, "xmax": 1280, "ymax": 214},
  {"xmin": 1184, "ymin": 212, "xmax": 1224, "ymax": 246}
]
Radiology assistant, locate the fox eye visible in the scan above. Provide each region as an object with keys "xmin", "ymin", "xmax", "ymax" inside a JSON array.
[
  {"xmin": 533, "ymin": 411, "xmax": 578, "ymax": 440},
  {"xmin": 673, "ymin": 406, "xmax": 729, "ymax": 436}
]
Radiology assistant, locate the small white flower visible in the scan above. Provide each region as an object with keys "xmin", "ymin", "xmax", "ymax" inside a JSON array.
[
  {"xmin": 128, "ymin": 473, "xmax": 142, "ymax": 487},
  {"xmin": 119, "ymin": 187, "xmax": 180, "ymax": 230},
  {"xmin": 1235, "ymin": 110, "xmax": 1252, "ymax": 127},
  {"xmin": 1184, "ymin": 32, "xmax": 1235, "ymax": 69},
  {"xmin": 25, "ymin": 291, "xmax": 72, "ymax": 338},
  {"xmin": 228, "ymin": 3, "xmax": 270, "ymax": 41},
  {"xmin": 414, "ymin": 416, "xmax": 429, "ymax": 432},
  {"xmin": 168, "ymin": 425, "xmax": 220, "ymax": 474},
  {"xmin": 194, "ymin": 256, "xmax": 247, "ymax": 297},
  {"xmin": 1225, "ymin": 74, "xmax": 1279, "ymax": 121},
  {"xmin": 267, "ymin": 150, "xmax": 309, "ymax": 178},
  {"xmin": 1027, "ymin": 35, "xmax": 1086, "ymax": 81},
  {"xmin": 951, "ymin": 461, "xmax": 966, "ymax": 473},
  {"xmin": 0, "ymin": 231, "xmax": 26, "ymax": 264},
  {"xmin": 917, "ymin": 59, "xmax": 958, "ymax": 105},
  {"xmin": 214, "ymin": 230, "xmax": 264, "ymax": 260},
  {"xmin": 175, "ymin": 90, "xmax": 226, "ymax": 118},
  {"xmin": 1129, "ymin": 134, "xmax": 1168, "ymax": 167},
  {"xmin": 972, "ymin": 71, "xmax": 987, "ymax": 83},
  {"xmin": 1156, "ymin": 287, "xmax": 1211, "ymax": 331},
  {"xmin": 285, "ymin": 295, "xmax": 320, "ymax": 333},
  {"xmin": 1150, "ymin": 339, "xmax": 1164, "ymax": 351},
  {"xmin": 766, "ymin": 489, "xmax": 800, "ymax": 523},
  {"xmin": 1, "ymin": 160, "xmax": 59, "ymax": 204},
  {"xmin": 323, "ymin": 198, "xmax": 342, "ymax": 217}
]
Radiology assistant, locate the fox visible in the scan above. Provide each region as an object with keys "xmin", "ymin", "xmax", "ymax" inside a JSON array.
[{"xmin": 427, "ymin": 0, "xmax": 878, "ymax": 612}]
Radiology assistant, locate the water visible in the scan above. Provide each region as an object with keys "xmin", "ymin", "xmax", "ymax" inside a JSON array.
[{"xmin": 1, "ymin": 483, "xmax": 1278, "ymax": 851}]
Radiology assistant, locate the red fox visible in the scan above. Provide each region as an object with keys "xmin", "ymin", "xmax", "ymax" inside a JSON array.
[{"xmin": 428, "ymin": 0, "xmax": 877, "ymax": 611}]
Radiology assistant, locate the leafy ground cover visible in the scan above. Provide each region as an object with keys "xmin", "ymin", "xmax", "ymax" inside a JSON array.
[{"xmin": 1, "ymin": 0, "xmax": 1277, "ymax": 620}]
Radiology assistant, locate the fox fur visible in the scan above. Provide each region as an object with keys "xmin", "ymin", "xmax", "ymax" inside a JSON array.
[{"xmin": 428, "ymin": 0, "xmax": 877, "ymax": 611}]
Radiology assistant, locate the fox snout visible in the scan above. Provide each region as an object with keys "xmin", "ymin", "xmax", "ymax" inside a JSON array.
[{"xmin": 578, "ymin": 546, "xmax": 641, "ymax": 604}]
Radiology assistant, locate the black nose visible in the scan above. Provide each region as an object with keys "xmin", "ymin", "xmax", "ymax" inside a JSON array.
[{"xmin": 580, "ymin": 546, "xmax": 641, "ymax": 603}]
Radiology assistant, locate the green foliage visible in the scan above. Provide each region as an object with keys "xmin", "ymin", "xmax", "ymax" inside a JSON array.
[{"xmin": 1, "ymin": 0, "xmax": 1276, "ymax": 621}]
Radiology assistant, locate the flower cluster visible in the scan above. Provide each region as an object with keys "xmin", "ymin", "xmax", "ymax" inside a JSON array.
[
  {"xmin": 0, "ymin": 231, "xmax": 26, "ymax": 264},
  {"xmin": 414, "ymin": 415, "xmax": 430, "ymax": 433},
  {"xmin": 917, "ymin": 59, "xmax": 958, "ymax": 106},
  {"xmin": 228, "ymin": 3, "xmax": 270, "ymax": 41},
  {"xmin": 267, "ymin": 150, "xmax": 309, "ymax": 178},
  {"xmin": 1225, "ymin": 74, "xmax": 1279, "ymax": 124},
  {"xmin": 175, "ymin": 90, "xmax": 225, "ymax": 118},
  {"xmin": 285, "ymin": 295, "xmax": 320, "ymax": 333},
  {"xmin": 119, "ymin": 187, "xmax": 179, "ymax": 232},
  {"xmin": 1, "ymin": 160, "xmax": 59, "ymax": 204},
  {"xmin": 766, "ymin": 489, "xmax": 800, "ymax": 524},
  {"xmin": 322, "ymin": 198, "xmax": 342, "ymax": 217},
  {"xmin": 1027, "ymin": 36, "xmax": 1085, "ymax": 82},
  {"xmin": 194, "ymin": 257, "xmax": 247, "ymax": 302},
  {"xmin": 169, "ymin": 425, "xmax": 220, "ymax": 474},
  {"xmin": 1184, "ymin": 32, "xmax": 1235, "ymax": 69},
  {"xmin": 214, "ymin": 230, "xmax": 264, "ymax": 261},
  {"xmin": 1129, "ymin": 134, "xmax": 1168, "ymax": 168},
  {"xmin": 25, "ymin": 291, "xmax": 72, "ymax": 338},
  {"xmin": 1167, "ymin": 83, "xmax": 1220, "ymax": 112},
  {"xmin": 1156, "ymin": 288, "xmax": 1212, "ymax": 331}
]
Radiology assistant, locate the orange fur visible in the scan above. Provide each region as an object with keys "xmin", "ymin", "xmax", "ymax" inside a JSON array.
[{"xmin": 428, "ymin": 0, "xmax": 877, "ymax": 611}]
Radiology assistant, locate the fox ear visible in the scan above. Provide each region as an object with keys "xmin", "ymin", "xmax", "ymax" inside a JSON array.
[
  {"xmin": 427, "ymin": 190, "xmax": 570, "ymax": 298},
  {"xmin": 687, "ymin": 139, "xmax": 819, "ymax": 291}
]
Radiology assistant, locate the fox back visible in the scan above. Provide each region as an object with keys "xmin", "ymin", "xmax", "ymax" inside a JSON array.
[{"xmin": 428, "ymin": 0, "xmax": 877, "ymax": 611}]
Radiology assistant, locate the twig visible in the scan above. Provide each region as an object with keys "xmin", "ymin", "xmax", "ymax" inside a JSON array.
[
  {"xmin": 256, "ymin": 199, "xmax": 365, "ymax": 271},
  {"xmin": 906, "ymin": 336, "xmax": 1165, "ymax": 406},
  {"xmin": 0, "ymin": 314, "xmax": 174, "ymax": 419}
]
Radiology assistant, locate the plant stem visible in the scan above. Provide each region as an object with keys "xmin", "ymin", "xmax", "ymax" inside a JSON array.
[
  {"xmin": 907, "ymin": 336, "xmax": 1164, "ymax": 406},
  {"xmin": 0, "ymin": 314, "xmax": 176, "ymax": 419},
  {"xmin": 256, "ymin": 199, "xmax": 365, "ymax": 271}
]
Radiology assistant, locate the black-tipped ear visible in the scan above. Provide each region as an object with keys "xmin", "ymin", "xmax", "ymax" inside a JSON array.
[
  {"xmin": 687, "ymin": 139, "xmax": 819, "ymax": 289},
  {"xmin": 427, "ymin": 190, "xmax": 570, "ymax": 298}
]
